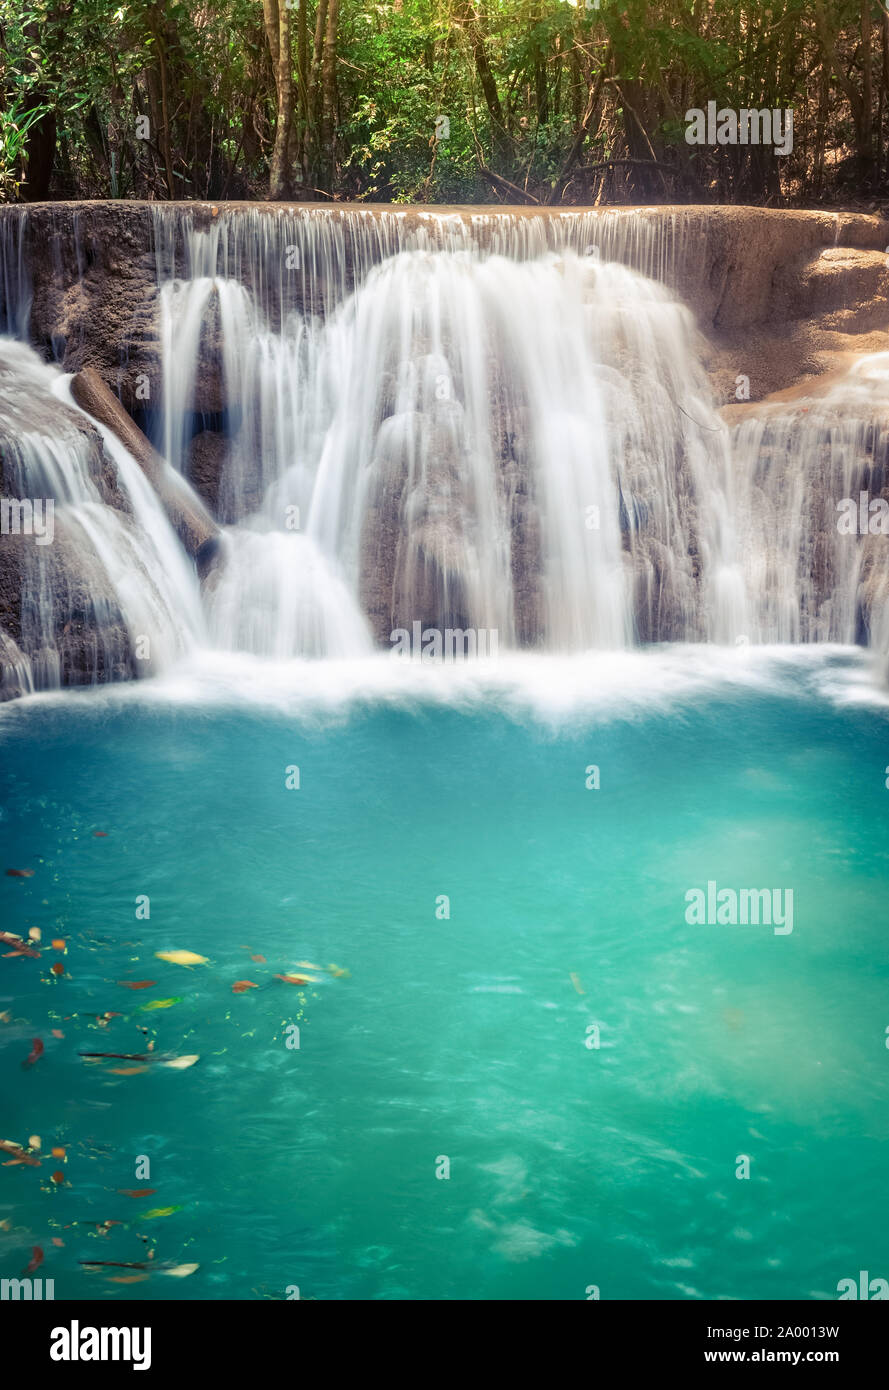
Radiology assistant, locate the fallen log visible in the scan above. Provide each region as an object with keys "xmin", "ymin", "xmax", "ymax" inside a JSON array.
[{"xmin": 70, "ymin": 368, "xmax": 219, "ymax": 559}]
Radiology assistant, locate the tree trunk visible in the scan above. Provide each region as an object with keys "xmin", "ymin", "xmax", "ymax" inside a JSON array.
[
  {"xmin": 461, "ymin": 3, "xmax": 510, "ymax": 165},
  {"xmin": 309, "ymin": 0, "xmax": 329, "ymax": 175},
  {"xmin": 297, "ymin": 0, "xmax": 309, "ymax": 171},
  {"xmin": 320, "ymin": 0, "xmax": 340, "ymax": 189},
  {"xmin": 861, "ymin": 0, "xmax": 874, "ymax": 173},
  {"xmin": 22, "ymin": 104, "xmax": 56, "ymax": 201},
  {"xmin": 264, "ymin": 0, "xmax": 294, "ymax": 198}
]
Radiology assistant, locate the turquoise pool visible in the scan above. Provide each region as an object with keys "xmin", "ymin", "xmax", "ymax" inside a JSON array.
[{"xmin": 2, "ymin": 648, "xmax": 888, "ymax": 1300}]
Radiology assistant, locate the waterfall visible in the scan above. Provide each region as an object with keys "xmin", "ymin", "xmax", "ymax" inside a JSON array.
[
  {"xmin": 0, "ymin": 338, "xmax": 203, "ymax": 692},
  {"xmin": 2, "ymin": 202, "xmax": 888, "ymax": 689},
  {"xmin": 0, "ymin": 208, "xmax": 30, "ymax": 340},
  {"xmin": 729, "ymin": 354, "xmax": 889, "ymax": 650},
  {"xmin": 153, "ymin": 208, "xmax": 742, "ymax": 655}
]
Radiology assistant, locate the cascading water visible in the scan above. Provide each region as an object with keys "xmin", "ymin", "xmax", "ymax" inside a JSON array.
[
  {"xmin": 1, "ymin": 203, "xmax": 888, "ymax": 689},
  {"xmin": 154, "ymin": 208, "xmax": 744, "ymax": 656},
  {"xmin": 0, "ymin": 337, "xmax": 204, "ymax": 693},
  {"xmin": 729, "ymin": 354, "xmax": 889, "ymax": 651}
]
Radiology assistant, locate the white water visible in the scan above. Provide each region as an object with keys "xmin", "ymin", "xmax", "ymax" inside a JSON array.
[
  {"xmin": 0, "ymin": 338, "xmax": 204, "ymax": 690},
  {"xmin": 728, "ymin": 352, "xmax": 889, "ymax": 651},
  {"xmin": 2, "ymin": 205, "xmax": 888, "ymax": 690},
  {"xmin": 156, "ymin": 209, "xmax": 747, "ymax": 655}
]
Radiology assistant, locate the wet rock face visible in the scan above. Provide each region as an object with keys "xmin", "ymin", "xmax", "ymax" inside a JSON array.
[
  {"xmin": 0, "ymin": 523, "xmax": 135, "ymax": 695},
  {"xmin": 187, "ymin": 430, "xmax": 231, "ymax": 515},
  {"xmin": 6, "ymin": 203, "xmax": 161, "ymax": 412},
  {"xmin": 0, "ymin": 358, "xmax": 140, "ymax": 694}
]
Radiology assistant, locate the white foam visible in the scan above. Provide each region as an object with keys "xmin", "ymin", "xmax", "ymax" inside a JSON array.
[{"xmin": 2, "ymin": 645, "xmax": 883, "ymax": 729}]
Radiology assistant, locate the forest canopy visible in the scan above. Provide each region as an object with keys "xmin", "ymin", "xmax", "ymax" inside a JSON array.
[{"xmin": 0, "ymin": 1, "xmax": 886, "ymax": 206}]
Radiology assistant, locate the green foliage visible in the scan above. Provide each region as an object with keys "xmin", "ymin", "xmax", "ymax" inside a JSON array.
[
  {"xmin": 0, "ymin": 0, "xmax": 884, "ymax": 204},
  {"xmin": 0, "ymin": 97, "xmax": 50, "ymax": 201}
]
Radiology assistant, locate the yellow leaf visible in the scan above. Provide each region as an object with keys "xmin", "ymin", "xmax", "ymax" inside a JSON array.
[{"xmin": 155, "ymin": 950, "xmax": 209, "ymax": 967}]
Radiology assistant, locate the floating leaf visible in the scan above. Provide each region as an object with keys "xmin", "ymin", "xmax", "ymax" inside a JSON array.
[
  {"xmin": 232, "ymin": 980, "xmax": 258, "ymax": 993},
  {"xmin": 157, "ymin": 1055, "xmax": 199, "ymax": 1070},
  {"xmin": 296, "ymin": 961, "xmax": 323, "ymax": 970},
  {"xmin": 29, "ymin": 1135, "xmax": 41, "ymax": 1150},
  {"xmin": 93, "ymin": 832, "xmax": 108, "ymax": 838},
  {"xmin": 117, "ymin": 1189, "xmax": 157, "ymax": 1198},
  {"xmin": 250, "ymin": 954, "xmax": 266, "ymax": 963},
  {"xmin": 50, "ymin": 962, "xmax": 65, "ymax": 976},
  {"xmin": 117, "ymin": 980, "xmax": 156, "ymax": 990},
  {"xmin": 142, "ymin": 1205, "xmax": 182, "ymax": 1220},
  {"xmin": 28, "ymin": 927, "xmax": 41, "ymax": 942},
  {"xmin": 0, "ymin": 931, "xmax": 41, "ymax": 958},
  {"xmin": 110, "ymin": 1065, "xmax": 150, "ymax": 1075},
  {"xmin": 5, "ymin": 869, "xmax": 34, "ymax": 877},
  {"xmin": 51, "ymin": 1237, "xmax": 64, "ymax": 1247},
  {"xmin": 0, "ymin": 1140, "xmax": 40, "ymax": 1167},
  {"xmin": 51, "ymin": 939, "xmax": 66, "ymax": 951},
  {"xmin": 23, "ymin": 1246, "xmax": 43, "ymax": 1274},
  {"xmin": 155, "ymin": 950, "xmax": 208, "ymax": 967},
  {"xmin": 110, "ymin": 1273, "xmax": 150, "ymax": 1283},
  {"xmin": 328, "ymin": 963, "xmax": 350, "ymax": 978},
  {"xmin": 51, "ymin": 1147, "xmax": 66, "ymax": 1160},
  {"xmin": 275, "ymin": 973, "xmax": 317, "ymax": 985},
  {"xmin": 22, "ymin": 1037, "xmax": 44, "ymax": 1069},
  {"xmin": 51, "ymin": 1029, "xmax": 64, "ymax": 1039},
  {"xmin": 51, "ymin": 1171, "xmax": 66, "ymax": 1185},
  {"xmin": 162, "ymin": 1263, "xmax": 199, "ymax": 1278},
  {"xmin": 135, "ymin": 997, "xmax": 181, "ymax": 1012}
]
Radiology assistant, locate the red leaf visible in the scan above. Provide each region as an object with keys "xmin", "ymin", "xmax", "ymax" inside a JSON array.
[{"xmin": 24, "ymin": 1246, "xmax": 43, "ymax": 1275}]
